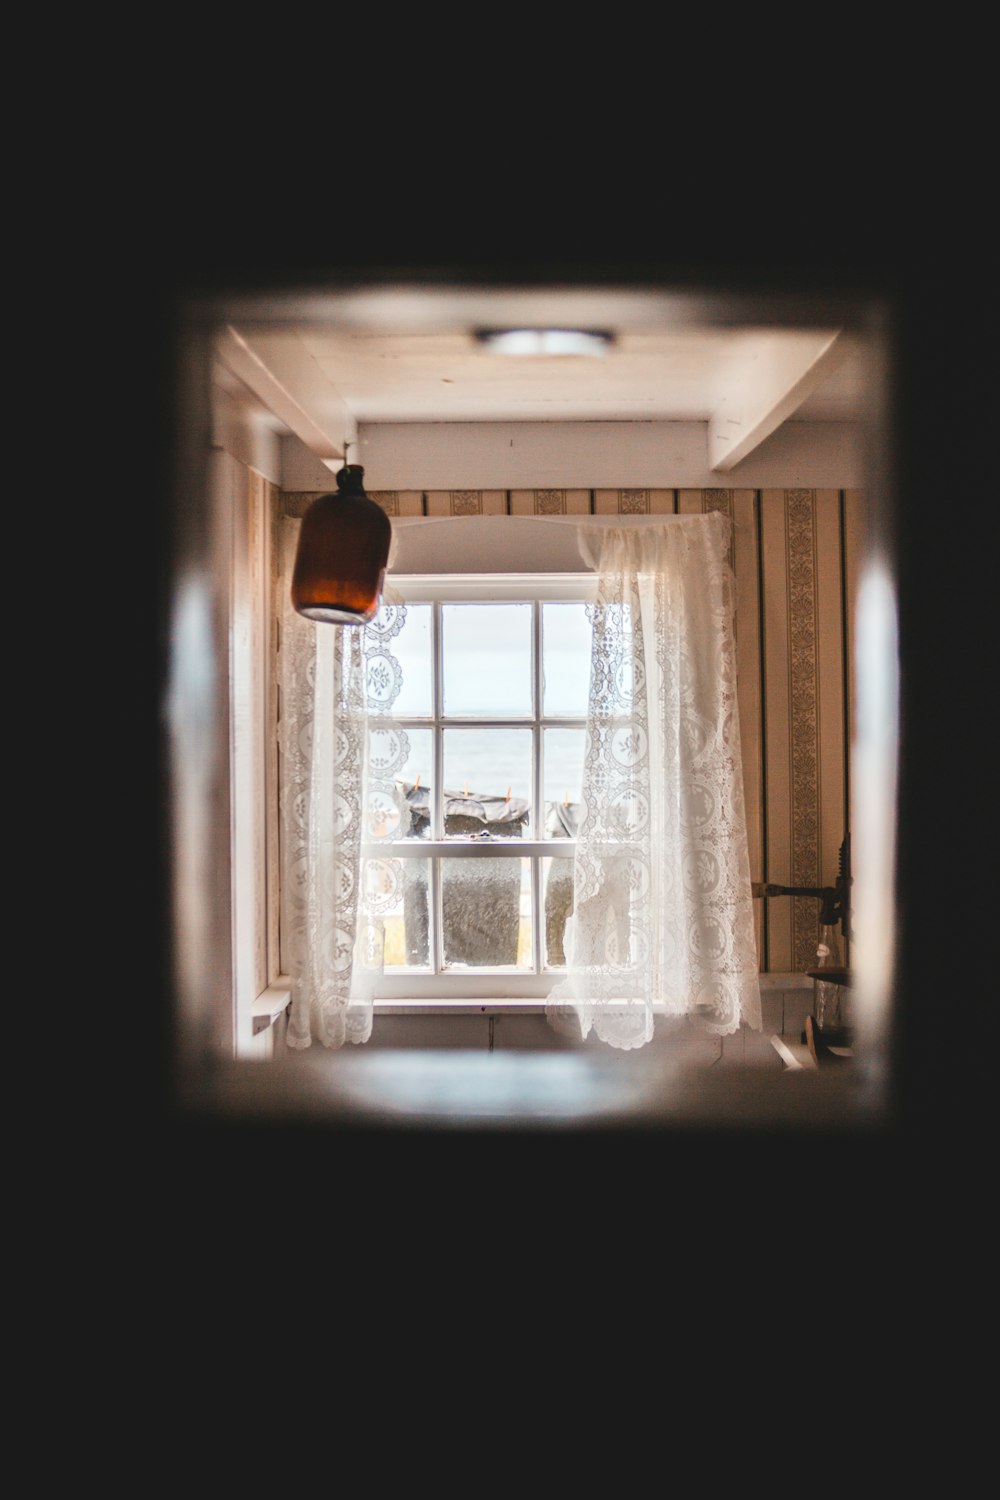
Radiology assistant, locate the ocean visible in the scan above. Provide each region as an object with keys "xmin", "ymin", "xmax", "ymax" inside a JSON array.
[{"xmin": 394, "ymin": 723, "xmax": 586, "ymax": 824}]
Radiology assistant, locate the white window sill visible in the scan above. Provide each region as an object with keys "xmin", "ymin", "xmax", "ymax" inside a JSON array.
[
  {"xmin": 252, "ymin": 973, "xmax": 813, "ymax": 1029},
  {"xmin": 253, "ymin": 981, "xmax": 292, "ymax": 1035},
  {"xmin": 375, "ymin": 998, "xmax": 551, "ymax": 1015}
]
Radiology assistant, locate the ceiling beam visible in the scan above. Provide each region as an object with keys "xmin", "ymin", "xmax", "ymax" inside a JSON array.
[
  {"xmin": 216, "ymin": 327, "xmax": 356, "ymax": 468},
  {"xmin": 356, "ymin": 420, "xmax": 862, "ymax": 490},
  {"xmin": 707, "ymin": 331, "xmax": 845, "ymax": 472}
]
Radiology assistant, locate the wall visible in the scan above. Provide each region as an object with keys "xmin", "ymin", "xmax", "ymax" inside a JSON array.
[
  {"xmin": 212, "ymin": 401, "xmax": 865, "ymax": 1059},
  {"xmin": 280, "ymin": 482, "xmax": 866, "ymax": 976},
  {"xmin": 208, "ymin": 441, "xmax": 282, "ymax": 1060}
]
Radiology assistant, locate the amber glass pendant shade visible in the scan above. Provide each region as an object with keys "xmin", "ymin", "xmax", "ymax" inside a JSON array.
[{"xmin": 291, "ymin": 465, "xmax": 392, "ymax": 624}]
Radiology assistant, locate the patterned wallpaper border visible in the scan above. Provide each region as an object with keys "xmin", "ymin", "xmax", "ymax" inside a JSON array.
[
  {"xmin": 786, "ymin": 490, "xmax": 822, "ymax": 971},
  {"xmin": 282, "ymin": 489, "xmax": 685, "ymax": 517}
]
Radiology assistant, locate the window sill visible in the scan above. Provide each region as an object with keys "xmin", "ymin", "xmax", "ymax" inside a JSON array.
[
  {"xmin": 257, "ymin": 973, "xmax": 812, "ymax": 1024},
  {"xmin": 375, "ymin": 998, "xmax": 551, "ymax": 1015},
  {"xmin": 253, "ymin": 981, "xmax": 292, "ymax": 1035}
]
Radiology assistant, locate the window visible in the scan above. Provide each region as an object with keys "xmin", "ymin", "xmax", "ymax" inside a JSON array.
[{"xmin": 368, "ymin": 574, "xmax": 597, "ymax": 1000}]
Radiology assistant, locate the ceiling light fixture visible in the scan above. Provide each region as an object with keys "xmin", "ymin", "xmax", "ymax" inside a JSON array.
[
  {"xmin": 474, "ymin": 328, "xmax": 615, "ymax": 357},
  {"xmin": 290, "ymin": 447, "xmax": 392, "ymax": 625}
]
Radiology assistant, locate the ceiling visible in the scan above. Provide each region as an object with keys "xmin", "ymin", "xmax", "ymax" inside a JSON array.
[{"xmin": 212, "ymin": 281, "xmax": 876, "ymax": 476}]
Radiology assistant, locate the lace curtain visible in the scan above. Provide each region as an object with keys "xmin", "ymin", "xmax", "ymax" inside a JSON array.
[
  {"xmin": 545, "ymin": 514, "xmax": 761, "ymax": 1049},
  {"xmin": 279, "ymin": 510, "xmax": 760, "ymax": 1053},
  {"xmin": 279, "ymin": 519, "xmax": 405, "ymax": 1049}
]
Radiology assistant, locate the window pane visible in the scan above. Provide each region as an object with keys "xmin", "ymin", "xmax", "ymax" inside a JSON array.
[
  {"xmin": 390, "ymin": 603, "xmax": 433, "ymax": 716},
  {"xmin": 543, "ymin": 854, "xmax": 575, "ymax": 968},
  {"xmin": 542, "ymin": 727, "xmax": 585, "ymax": 838},
  {"xmin": 542, "ymin": 601, "xmax": 592, "ymax": 716},
  {"xmin": 441, "ymin": 857, "xmax": 532, "ymax": 969},
  {"xmin": 442, "ymin": 603, "xmax": 532, "ymax": 716},
  {"xmin": 443, "ymin": 728, "xmax": 531, "ymax": 834},
  {"xmin": 381, "ymin": 857, "xmax": 433, "ymax": 970},
  {"xmin": 394, "ymin": 729, "xmax": 434, "ymax": 840}
]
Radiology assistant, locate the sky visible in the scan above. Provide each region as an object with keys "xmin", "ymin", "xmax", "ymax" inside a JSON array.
[{"xmin": 385, "ymin": 600, "xmax": 593, "ymax": 817}]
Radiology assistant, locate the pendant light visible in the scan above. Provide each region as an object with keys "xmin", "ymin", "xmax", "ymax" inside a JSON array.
[{"xmin": 290, "ymin": 452, "xmax": 392, "ymax": 625}]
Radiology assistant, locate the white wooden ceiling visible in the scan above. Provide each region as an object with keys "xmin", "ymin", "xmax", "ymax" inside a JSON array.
[{"xmin": 213, "ymin": 281, "xmax": 875, "ymax": 477}]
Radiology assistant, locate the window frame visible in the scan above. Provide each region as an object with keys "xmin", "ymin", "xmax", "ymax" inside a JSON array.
[{"xmin": 368, "ymin": 571, "xmax": 598, "ymax": 1001}]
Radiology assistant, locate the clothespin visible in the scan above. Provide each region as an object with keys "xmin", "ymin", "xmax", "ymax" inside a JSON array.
[
  {"xmin": 505, "ymin": 785, "xmax": 511, "ymax": 802},
  {"xmin": 463, "ymin": 780, "xmax": 469, "ymax": 797},
  {"xmin": 563, "ymin": 790, "xmax": 569, "ymax": 808},
  {"xmin": 414, "ymin": 772, "xmax": 421, "ymax": 791}
]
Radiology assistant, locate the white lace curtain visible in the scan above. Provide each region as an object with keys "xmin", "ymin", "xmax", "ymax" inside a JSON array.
[
  {"xmin": 279, "ymin": 519, "xmax": 406, "ymax": 1049},
  {"xmin": 279, "ymin": 511, "xmax": 760, "ymax": 1052},
  {"xmin": 546, "ymin": 514, "xmax": 761, "ymax": 1048}
]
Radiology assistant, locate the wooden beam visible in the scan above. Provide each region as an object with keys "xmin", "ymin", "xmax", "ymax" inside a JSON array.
[
  {"xmin": 358, "ymin": 419, "xmax": 862, "ymax": 490},
  {"xmin": 216, "ymin": 326, "xmax": 356, "ymax": 464},
  {"xmin": 708, "ymin": 331, "xmax": 845, "ymax": 473}
]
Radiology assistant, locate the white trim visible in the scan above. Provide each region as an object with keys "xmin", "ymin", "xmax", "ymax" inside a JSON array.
[
  {"xmin": 369, "ymin": 575, "xmax": 593, "ymax": 992},
  {"xmin": 252, "ymin": 980, "xmax": 292, "ymax": 1035},
  {"xmin": 360, "ymin": 421, "xmax": 864, "ymax": 492},
  {"xmin": 387, "ymin": 572, "xmax": 598, "ymax": 602},
  {"xmin": 366, "ymin": 840, "xmax": 573, "ymax": 859},
  {"xmin": 258, "ymin": 974, "xmax": 814, "ymax": 1024}
]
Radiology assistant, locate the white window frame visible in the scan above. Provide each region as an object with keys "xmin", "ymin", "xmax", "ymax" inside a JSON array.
[{"xmin": 369, "ymin": 571, "xmax": 598, "ymax": 1001}]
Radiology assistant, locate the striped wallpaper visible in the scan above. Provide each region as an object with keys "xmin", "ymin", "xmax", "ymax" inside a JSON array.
[{"xmin": 279, "ymin": 485, "xmax": 866, "ymax": 974}]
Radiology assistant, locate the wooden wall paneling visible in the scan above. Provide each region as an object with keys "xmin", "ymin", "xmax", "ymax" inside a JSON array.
[
  {"xmin": 760, "ymin": 489, "xmax": 794, "ymax": 971},
  {"xmin": 814, "ymin": 490, "xmax": 849, "ymax": 913}
]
